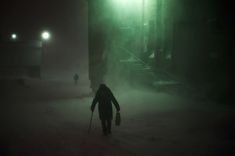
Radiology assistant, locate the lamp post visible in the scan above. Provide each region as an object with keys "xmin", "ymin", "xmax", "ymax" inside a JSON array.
[
  {"xmin": 41, "ymin": 31, "xmax": 51, "ymax": 78},
  {"xmin": 41, "ymin": 31, "xmax": 50, "ymax": 41}
]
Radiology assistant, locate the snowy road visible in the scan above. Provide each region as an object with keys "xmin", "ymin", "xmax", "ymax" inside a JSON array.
[{"xmin": 1, "ymin": 79, "xmax": 235, "ymax": 156}]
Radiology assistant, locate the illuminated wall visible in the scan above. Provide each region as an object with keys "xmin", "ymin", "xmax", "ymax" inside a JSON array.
[
  {"xmin": 88, "ymin": 0, "xmax": 178, "ymax": 90},
  {"xmin": 88, "ymin": 0, "xmax": 234, "ymax": 92}
]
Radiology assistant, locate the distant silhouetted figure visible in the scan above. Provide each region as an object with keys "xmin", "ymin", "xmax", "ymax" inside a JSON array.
[
  {"xmin": 73, "ymin": 73, "xmax": 79, "ymax": 85},
  {"xmin": 91, "ymin": 84, "xmax": 120, "ymax": 136}
]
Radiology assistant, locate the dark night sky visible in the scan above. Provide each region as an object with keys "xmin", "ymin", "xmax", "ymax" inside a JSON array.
[
  {"xmin": 0, "ymin": 0, "xmax": 87, "ymax": 41},
  {"xmin": 0, "ymin": 0, "xmax": 88, "ymax": 74}
]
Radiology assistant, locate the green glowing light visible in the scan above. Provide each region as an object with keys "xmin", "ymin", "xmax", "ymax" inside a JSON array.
[
  {"xmin": 90, "ymin": 0, "xmax": 172, "ymax": 87},
  {"xmin": 112, "ymin": 0, "xmax": 143, "ymax": 6},
  {"xmin": 111, "ymin": 0, "xmax": 143, "ymax": 15}
]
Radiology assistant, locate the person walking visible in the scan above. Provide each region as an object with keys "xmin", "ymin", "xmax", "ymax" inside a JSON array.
[
  {"xmin": 73, "ymin": 73, "xmax": 79, "ymax": 85},
  {"xmin": 90, "ymin": 84, "xmax": 120, "ymax": 136}
]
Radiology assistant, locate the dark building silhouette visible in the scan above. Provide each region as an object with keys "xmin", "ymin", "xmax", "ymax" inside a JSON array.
[{"xmin": 0, "ymin": 41, "xmax": 42, "ymax": 78}]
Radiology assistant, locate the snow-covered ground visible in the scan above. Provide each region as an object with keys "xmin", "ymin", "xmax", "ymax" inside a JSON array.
[{"xmin": 1, "ymin": 78, "xmax": 235, "ymax": 156}]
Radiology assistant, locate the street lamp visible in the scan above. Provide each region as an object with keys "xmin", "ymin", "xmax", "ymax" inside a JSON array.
[
  {"xmin": 40, "ymin": 31, "xmax": 51, "ymax": 79},
  {"xmin": 41, "ymin": 31, "xmax": 51, "ymax": 41},
  {"xmin": 11, "ymin": 33, "xmax": 17, "ymax": 40}
]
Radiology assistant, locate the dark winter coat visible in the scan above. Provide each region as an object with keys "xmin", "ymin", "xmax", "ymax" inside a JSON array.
[{"xmin": 91, "ymin": 84, "xmax": 120, "ymax": 120}]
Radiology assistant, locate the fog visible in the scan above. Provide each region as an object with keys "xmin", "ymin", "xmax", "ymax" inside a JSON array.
[{"xmin": 0, "ymin": 0, "xmax": 234, "ymax": 155}]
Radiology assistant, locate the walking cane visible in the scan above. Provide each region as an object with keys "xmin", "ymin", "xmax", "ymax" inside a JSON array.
[{"xmin": 88, "ymin": 112, "xmax": 93, "ymax": 134}]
